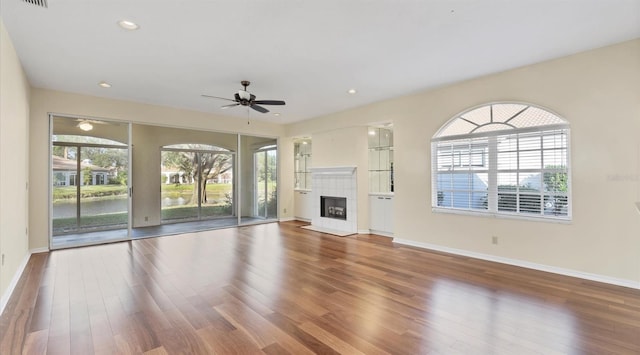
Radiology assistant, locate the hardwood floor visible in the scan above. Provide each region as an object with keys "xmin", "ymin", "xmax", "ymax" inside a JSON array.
[{"xmin": 2, "ymin": 221, "xmax": 639, "ymax": 354}]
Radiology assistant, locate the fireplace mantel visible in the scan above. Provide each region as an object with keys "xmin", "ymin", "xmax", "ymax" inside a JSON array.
[{"xmin": 309, "ymin": 166, "xmax": 356, "ymax": 175}]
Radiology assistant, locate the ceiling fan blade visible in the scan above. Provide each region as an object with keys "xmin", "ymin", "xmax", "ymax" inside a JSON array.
[
  {"xmin": 253, "ymin": 100, "xmax": 286, "ymax": 105},
  {"xmin": 221, "ymin": 103, "xmax": 239, "ymax": 109},
  {"xmin": 201, "ymin": 94, "xmax": 235, "ymax": 102},
  {"xmin": 250, "ymin": 104, "xmax": 269, "ymax": 113}
]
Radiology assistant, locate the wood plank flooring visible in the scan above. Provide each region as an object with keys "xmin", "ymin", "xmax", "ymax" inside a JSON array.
[{"xmin": 1, "ymin": 221, "xmax": 639, "ymax": 354}]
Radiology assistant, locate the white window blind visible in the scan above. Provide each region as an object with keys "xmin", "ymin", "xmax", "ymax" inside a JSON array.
[
  {"xmin": 432, "ymin": 103, "xmax": 570, "ymax": 221},
  {"xmin": 435, "ymin": 138, "xmax": 489, "ymax": 211}
]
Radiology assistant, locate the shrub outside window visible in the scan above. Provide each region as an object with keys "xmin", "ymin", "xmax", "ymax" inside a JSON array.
[{"xmin": 432, "ymin": 103, "xmax": 571, "ymax": 221}]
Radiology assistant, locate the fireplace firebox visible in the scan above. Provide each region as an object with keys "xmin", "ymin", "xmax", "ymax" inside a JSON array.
[{"xmin": 320, "ymin": 196, "xmax": 347, "ymax": 220}]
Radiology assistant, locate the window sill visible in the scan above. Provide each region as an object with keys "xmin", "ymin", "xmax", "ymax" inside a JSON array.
[{"xmin": 431, "ymin": 207, "xmax": 572, "ymax": 224}]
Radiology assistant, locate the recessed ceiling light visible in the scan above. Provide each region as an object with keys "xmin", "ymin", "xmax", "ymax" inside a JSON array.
[
  {"xmin": 118, "ymin": 20, "xmax": 139, "ymax": 30},
  {"xmin": 98, "ymin": 81, "xmax": 111, "ymax": 88},
  {"xmin": 273, "ymin": 113, "xmax": 281, "ymax": 116},
  {"xmin": 347, "ymin": 89, "xmax": 357, "ymax": 94}
]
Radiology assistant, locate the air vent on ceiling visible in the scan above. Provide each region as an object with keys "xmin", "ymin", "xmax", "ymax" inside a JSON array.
[{"xmin": 21, "ymin": 0, "xmax": 48, "ymax": 8}]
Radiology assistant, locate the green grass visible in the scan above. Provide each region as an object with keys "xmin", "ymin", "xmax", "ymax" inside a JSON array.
[
  {"xmin": 53, "ymin": 184, "xmax": 128, "ymax": 200},
  {"xmin": 161, "ymin": 183, "xmax": 232, "ymax": 200},
  {"xmin": 53, "ymin": 212, "xmax": 128, "ymax": 230},
  {"xmin": 53, "ymin": 183, "xmax": 234, "ymax": 201},
  {"xmin": 53, "ymin": 205, "xmax": 233, "ymax": 232},
  {"xmin": 161, "ymin": 205, "xmax": 232, "ymax": 220}
]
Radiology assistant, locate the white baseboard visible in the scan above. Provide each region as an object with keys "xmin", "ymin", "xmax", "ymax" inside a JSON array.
[
  {"xmin": 0, "ymin": 251, "xmax": 31, "ymax": 316},
  {"xmin": 0, "ymin": 247, "xmax": 50, "ymax": 316},
  {"xmin": 358, "ymin": 229, "xmax": 371, "ymax": 234},
  {"xmin": 368, "ymin": 229, "xmax": 394, "ymax": 238},
  {"xmin": 279, "ymin": 217, "xmax": 296, "ymax": 222},
  {"xmin": 293, "ymin": 217, "xmax": 311, "ymax": 222},
  {"xmin": 393, "ymin": 238, "xmax": 640, "ymax": 290}
]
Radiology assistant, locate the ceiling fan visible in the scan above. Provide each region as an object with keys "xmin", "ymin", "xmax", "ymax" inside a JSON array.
[{"xmin": 201, "ymin": 80, "xmax": 285, "ymax": 113}]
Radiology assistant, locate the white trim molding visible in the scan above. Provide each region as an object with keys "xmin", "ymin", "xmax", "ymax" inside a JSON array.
[
  {"xmin": 393, "ymin": 238, "xmax": 640, "ymax": 290},
  {"xmin": 0, "ymin": 252, "xmax": 31, "ymax": 316},
  {"xmin": 279, "ymin": 217, "xmax": 296, "ymax": 222},
  {"xmin": 310, "ymin": 166, "xmax": 357, "ymax": 175},
  {"xmin": 369, "ymin": 229, "xmax": 394, "ymax": 238},
  {"xmin": 0, "ymin": 248, "xmax": 50, "ymax": 316}
]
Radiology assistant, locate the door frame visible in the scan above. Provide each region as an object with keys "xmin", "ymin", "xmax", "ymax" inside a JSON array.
[{"xmin": 48, "ymin": 114, "xmax": 132, "ymax": 250}]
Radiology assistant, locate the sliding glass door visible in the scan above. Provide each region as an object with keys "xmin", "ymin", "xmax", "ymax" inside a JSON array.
[
  {"xmin": 239, "ymin": 135, "xmax": 278, "ymax": 223},
  {"xmin": 255, "ymin": 147, "xmax": 277, "ymax": 219},
  {"xmin": 51, "ymin": 116, "xmax": 130, "ymax": 248}
]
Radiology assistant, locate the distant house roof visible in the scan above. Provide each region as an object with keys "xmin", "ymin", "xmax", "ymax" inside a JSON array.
[{"xmin": 52, "ymin": 155, "xmax": 109, "ymax": 172}]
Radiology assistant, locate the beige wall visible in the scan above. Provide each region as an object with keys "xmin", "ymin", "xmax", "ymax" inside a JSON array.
[
  {"xmin": 286, "ymin": 39, "xmax": 640, "ymax": 285},
  {"xmin": 0, "ymin": 20, "xmax": 31, "ymax": 303},
  {"xmin": 311, "ymin": 127, "xmax": 370, "ymax": 230},
  {"xmin": 29, "ymin": 89, "xmax": 287, "ymax": 249},
  {"xmin": 131, "ymin": 124, "xmax": 239, "ymax": 227},
  {"xmin": 279, "ymin": 136, "xmax": 294, "ymax": 218}
]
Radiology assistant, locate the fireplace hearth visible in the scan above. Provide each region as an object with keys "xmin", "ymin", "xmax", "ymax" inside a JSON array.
[{"xmin": 321, "ymin": 196, "xmax": 347, "ymax": 220}]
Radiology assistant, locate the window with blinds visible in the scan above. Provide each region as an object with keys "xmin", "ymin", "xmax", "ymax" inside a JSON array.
[{"xmin": 432, "ymin": 103, "xmax": 571, "ymax": 221}]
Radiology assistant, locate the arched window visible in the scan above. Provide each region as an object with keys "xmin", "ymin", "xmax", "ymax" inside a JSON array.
[{"xmin": 432, "ymin": 103, "xmax": 571, "ymax": 220}]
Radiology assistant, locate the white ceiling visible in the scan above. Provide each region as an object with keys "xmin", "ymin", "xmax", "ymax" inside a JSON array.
[{"xmin": 1, "ymin": 0, "xmax": 639, "ymax": 124}]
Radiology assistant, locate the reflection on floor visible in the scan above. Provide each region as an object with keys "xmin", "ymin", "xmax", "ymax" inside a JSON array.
[{"xmin": 51, "ymin": 217, "xmax": 265, "ymax": 249}]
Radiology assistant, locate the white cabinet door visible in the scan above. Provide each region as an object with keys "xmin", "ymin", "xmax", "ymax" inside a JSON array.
[
  {"xmin": 369, "ymin": 196, "xmax": 386, "ymax": 232},
  {"xmin": 383, "ymin": 196, "xmax": 393, "ymax": 233},
  {"xmin": 294, "ymin": 191, "xmax": 313, "ymax": 220},
  {"xmin": 370, "ymin": 195, "xmax": 393, "ymax": 233}
]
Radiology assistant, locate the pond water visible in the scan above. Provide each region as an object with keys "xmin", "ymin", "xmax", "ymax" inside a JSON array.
[{"xmin": 52, "ymin": 196, "xmax": 194, "ymax": 218}]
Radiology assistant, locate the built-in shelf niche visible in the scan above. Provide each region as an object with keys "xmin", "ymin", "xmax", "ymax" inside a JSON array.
[
  {"xmin": 294, "ymin": 138, "xmax": 312, "ymax": 190},
  {"xmin": 368, "ymin": 126, "xmax": 394, "ymax": 193}
]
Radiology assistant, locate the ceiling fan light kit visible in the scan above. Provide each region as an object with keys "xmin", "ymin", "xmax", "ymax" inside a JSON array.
[
  {"xmin": 238, "ymin": 90, "xmax": 251, "ymax": 100},
  {"xmin": 78, "ymin": 121, "xmax": 94, "ymax": 131},
  {"xmin": 202, "ymin": 80, "xmax": 285, "ymax": 114}
]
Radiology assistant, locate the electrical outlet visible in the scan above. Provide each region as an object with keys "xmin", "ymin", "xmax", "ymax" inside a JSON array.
[
  {"xmin": 145, "ymin": 216, "xmax": 149, "ymax": 222},
  {"xmin": 492, "ymin": 236, "xmax": 499, "ymax": 245},
  {"xmin": 283, "ymin": 208, "xmax": 287, "ymax": 214}
]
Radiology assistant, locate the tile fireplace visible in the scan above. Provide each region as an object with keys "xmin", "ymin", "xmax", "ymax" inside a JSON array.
[{"xmin": 306, "ymin": 166, "xmax": 357, "ymax": 236}]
